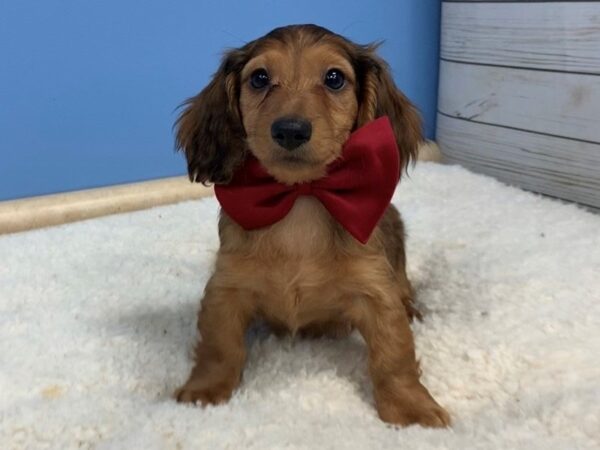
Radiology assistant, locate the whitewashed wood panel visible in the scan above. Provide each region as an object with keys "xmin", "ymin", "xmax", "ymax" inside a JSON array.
[
  {"xmin": 441, "ymin": 2, "xmax": 600, "ymax": 74},
  {"xmin": 438, "ymin": 60, "xmax": 600, "ymax": 143},
  {"xmin": 437, "ymin": 114, "xmax": 600, "ymax": 209}
]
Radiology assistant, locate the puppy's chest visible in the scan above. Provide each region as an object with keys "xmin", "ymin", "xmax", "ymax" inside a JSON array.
[
  {"xmin": 251, "ymin": 200, "xmax": 344, "ymax": 326},
  {"xmin": 221, "ymin": 197, "xmax": 352, "ymax": 326},
  {"xmin": 249, "ymin": 198, "xmax": 342, "ymax": 302},
  {"xmin": 260, "ymin": 196, "xmax": 337, "ymax": 257}
]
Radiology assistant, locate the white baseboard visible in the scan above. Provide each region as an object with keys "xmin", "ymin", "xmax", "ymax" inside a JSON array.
[
  {"xmin": 0, "ymin": 177, "xmax": 212, "ymax": 235},
  {"xmin": 417, "ymin": 140, "xmax": 443, "ymax": 163}
]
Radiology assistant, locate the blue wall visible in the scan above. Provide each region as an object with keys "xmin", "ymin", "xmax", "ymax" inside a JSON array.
[{"xmin": 0, "ymin": 0, "xmax": 441, "ymax": 201}]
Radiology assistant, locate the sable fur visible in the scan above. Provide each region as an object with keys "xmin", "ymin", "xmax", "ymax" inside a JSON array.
[{"xmin": 174, "ymin": 24, "xmax": 449, "ymax": 428}]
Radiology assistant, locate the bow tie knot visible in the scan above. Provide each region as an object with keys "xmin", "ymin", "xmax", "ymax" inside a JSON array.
[
  {"xmin": 297, "ymin": 182, "xmax": 313, "ymax": 196},
  {"xmin": 215, "ymin": 117, "xmax": 400, "ymax": 244}
]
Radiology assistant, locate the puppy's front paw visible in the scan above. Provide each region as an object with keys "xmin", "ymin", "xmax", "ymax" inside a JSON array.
[
  {"xmin": 376, "ymin": 383, "xmax": 450, "ymax": 428},
  {"xmin": 175, "ymin": 378, "xmax": 234, "ymax": 406}
]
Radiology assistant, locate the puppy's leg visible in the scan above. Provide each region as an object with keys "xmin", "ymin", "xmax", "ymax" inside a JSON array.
[
  {"xmin": 397, "ymin": 272, "xmax": 422, "ymax": 322},
  {"xmin": 379, "ymin": 206, "xmax": 422, "ymax": 322},
  {"xmin": 176, "ymin": 284, "xmax": 254, "ymax": 405},
  {"xmin": 351, "ymin": 292, "xmax": 450, "ymax": 428}
]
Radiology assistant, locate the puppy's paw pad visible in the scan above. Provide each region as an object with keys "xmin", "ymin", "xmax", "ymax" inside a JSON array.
[
  {"xmin": 174, "ymin": 381, "xmax": 233, "ymax": 406},
  {"xmin": 379, "ymin": 402, "xmax": 451, "ymax": 428},
  {"xmin": 411, "ymin": 404, "xmax": 451, "ymax": 428},
  {"xmin": 377, "ymin": 385, "xmax": 451, "ymax": 428}
]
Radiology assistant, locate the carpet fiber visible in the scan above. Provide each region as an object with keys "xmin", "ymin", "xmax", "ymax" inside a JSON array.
[{"xmin": 1, "ymin": 163, "xmax": 599, "ymax": 449}]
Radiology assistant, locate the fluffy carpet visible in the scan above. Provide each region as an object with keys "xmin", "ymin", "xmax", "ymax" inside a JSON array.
[{"xmin": 1, "ymin": 163, "xmax": 599, "ymax": 450}]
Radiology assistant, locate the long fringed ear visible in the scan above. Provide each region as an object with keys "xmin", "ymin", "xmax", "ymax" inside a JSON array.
[
  {"xmin": 355, "ymin": 47, "xmax": 422, "ymax": 173},
  {"xmin": 175, "ymin": 49, "xmax": 249, "ymax": 185}
]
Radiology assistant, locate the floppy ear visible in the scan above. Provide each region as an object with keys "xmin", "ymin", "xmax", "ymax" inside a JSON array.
[
  {"xmin": 355, "ymin": 47, "xmax": 422, "ymax": 173},
  {"xmin": 175, "ymin": 49, "xmax": 248, "ymax": 184}
]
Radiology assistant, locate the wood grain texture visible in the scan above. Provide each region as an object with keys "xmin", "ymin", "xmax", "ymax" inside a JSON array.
[
  {"xmin": 436, "ymin": 114, "xmax": 600, "ymax": 209},
  {"xmin": 438, "ymin": 60, "xmax": 600, "ymax": 143},
  {"xmin": 441, "ymin": 2, "xmax": 600, "ymax": 74},
  {"xmin": 0, "ymin": 177, "xmax": 213, "ymax": 235}
]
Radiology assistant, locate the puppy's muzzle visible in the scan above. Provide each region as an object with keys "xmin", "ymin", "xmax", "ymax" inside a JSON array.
[{"xmin": 271, "ymin": 117, "xmax": 312, "ymax": 151}]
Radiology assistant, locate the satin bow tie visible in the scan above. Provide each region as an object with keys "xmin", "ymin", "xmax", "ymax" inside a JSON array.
[{"xmin": 214, "ymin": 116, "xmax": 400, "ymax": 244}]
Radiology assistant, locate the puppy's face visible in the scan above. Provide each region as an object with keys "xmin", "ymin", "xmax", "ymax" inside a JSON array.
[
  {"xmin": 176, "ymin": 24, "xmax": 422, "ymax": 187},
  {"xmin": 239, "ymin": 41, "xmax": 358, "ymax": 183}
]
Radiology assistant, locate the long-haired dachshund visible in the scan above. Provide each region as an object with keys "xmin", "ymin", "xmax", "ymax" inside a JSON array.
[{"xmin": 174, "ymin": 24, "xmax": 450, "ymax": 428}]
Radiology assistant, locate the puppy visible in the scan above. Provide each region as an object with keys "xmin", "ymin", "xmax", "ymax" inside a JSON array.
[{"xmin": 174, "ymin": 24, "xmax": 450, "ymax": 428}]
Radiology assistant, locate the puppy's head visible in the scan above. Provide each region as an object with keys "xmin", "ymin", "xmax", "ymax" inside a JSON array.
[{"xmin": 176, "ymin": 24, "xmax": 422, "ymax": 185}]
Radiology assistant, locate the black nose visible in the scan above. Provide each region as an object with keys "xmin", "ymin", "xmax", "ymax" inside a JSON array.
[{"xmin": 271, "ymin": 118, "xmax": 312, "ymax": 151}]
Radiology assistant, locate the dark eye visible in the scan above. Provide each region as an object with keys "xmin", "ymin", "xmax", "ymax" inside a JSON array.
[
  {"xmin": 250, "ymin": 69, "xmax": 270, "ymax": 89},
  {"xmin": 324, "ymin": 69, "xmax": 345, "ymax": 90}
]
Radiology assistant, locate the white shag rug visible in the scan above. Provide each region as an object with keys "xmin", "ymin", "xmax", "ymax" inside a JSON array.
[{"xmin": 1, "ymin": 163, "xmax": 599, "ymax": 450}]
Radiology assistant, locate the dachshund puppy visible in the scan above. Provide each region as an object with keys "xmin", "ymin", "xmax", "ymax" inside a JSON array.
[{"xmin": 174, "ymin": 24, "xmax": 450, "ymax": 428}]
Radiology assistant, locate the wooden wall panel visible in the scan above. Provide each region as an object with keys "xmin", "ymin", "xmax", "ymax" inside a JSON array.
[
  {"xmin": 441, "ymin": 2, "xmax": 600, "ymax": 74},
  {"xmin": 437, "ymin": 114, "xmax": 600, "ymax": 208},
  {"xmin": 438, "ymin": 60, "xmax": 600, "ymax": 143},
  {"xmin": 437, "ymin": 1, "xmax": 600, "ymax": 209}
]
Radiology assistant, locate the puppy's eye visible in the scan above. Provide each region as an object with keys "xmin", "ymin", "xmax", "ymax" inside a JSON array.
[
  {"xmin": 324, "ymin": 69, "xmax": 345, "ymax": 90},
  {"xmin": 250, "ymin": 69, "xmax": 270, "ymax": 89}
]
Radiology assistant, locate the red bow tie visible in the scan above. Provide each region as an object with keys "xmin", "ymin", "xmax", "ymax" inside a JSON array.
[{"xmin": 214, "ymin": 117, "xmax": 400, "ymax": 244}]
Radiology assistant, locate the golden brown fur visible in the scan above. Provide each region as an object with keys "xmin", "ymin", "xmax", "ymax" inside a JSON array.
[{"xmin": 174, "ymin": 24, "xmax": 449, "ymax": 427}]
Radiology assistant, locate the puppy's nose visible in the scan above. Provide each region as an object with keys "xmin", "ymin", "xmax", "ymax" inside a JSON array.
[{"xmin": 271, "ymin": 118, "xmax": 312, "ymax": 151}]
